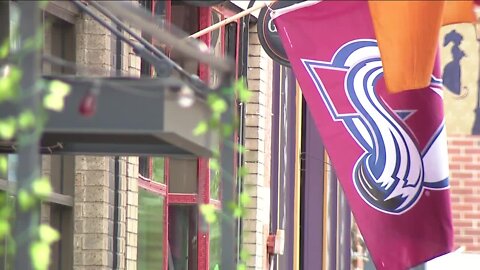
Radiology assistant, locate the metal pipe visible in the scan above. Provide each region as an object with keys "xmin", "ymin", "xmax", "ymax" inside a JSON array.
[
  {"xmin": 189, "ymin": 1, "xmax": 270, "ymax": 38},
  {"xmin": 88, "ymin": 1, "xmax": 193, "ymax": 80},
  {"xmin": 112, "ymin": 157, "xmax": 120, "ymax": 269},
  {"xmin": 112, "ymin": 30, "xmax": 122, "ymax": 269},
  {"xmin": 71, "ymin": 0, "xmax": 211, "ymax": 95},
  {"xmin": 97, "ymin": 1, "xmax": 233, "ymax": 72},
  {"xmin": 236, "ymin": 0, "xmax": 255, "ymax": 264},
  {"xmin": 13, "ymin": 2, "xmax": 41, "ymax": 270}
]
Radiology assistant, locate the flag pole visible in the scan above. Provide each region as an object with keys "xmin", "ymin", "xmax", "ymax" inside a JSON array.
[{"xmin": 189, "ymin": 1, "xmax": 275, "ymax": 39}]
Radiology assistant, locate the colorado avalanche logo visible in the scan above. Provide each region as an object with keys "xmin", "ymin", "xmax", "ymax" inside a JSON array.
[{"xmin": 302, "ymin": 39, "xmax": 450, "ymax": 214}]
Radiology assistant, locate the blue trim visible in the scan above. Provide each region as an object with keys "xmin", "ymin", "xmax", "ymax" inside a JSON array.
[{"xmin": 424, "ymin": 178, "xmax": 449, "ymax": 189}]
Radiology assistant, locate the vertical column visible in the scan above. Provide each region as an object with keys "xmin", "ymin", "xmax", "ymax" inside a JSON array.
[
  {"xmin": 198, "ymin": 7, "xmax": 211, "ymax": 270},
  {"xmin": 74, "ymin": 157, "xmax": 114, "ymax": 270},
  {"xmin": 14, "ymin": 2, "xmax": 40, "ymax": 270},
  {"xmin": 198, "ymin": 158, "xmax": 210, "ymax": 270}
]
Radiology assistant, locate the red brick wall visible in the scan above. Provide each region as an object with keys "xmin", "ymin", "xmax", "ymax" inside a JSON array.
[{"xmin": 448, "ymin": 135, "xmax": 480, "ymax": 253}]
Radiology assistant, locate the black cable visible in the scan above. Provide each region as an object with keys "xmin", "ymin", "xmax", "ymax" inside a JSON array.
[
  {"xmin": 88, "ymin": 1, "xmax": 184, "ymax": 78},
  {"xmin": 98, "ymin": 1, "xmax": 233, "ymax": 72},
  {"xmin": 71, "ymin": 0, "xmax": 212, "ymax": 95},
  {"xmin": 112, "ymin": 157, "xmax": 120, "ymax": 269}
]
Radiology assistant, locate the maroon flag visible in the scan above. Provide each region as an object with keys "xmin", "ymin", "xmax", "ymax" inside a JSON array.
[{"xmin": 273, "ymin": 1, "xmax": 454, "ymax": 269}]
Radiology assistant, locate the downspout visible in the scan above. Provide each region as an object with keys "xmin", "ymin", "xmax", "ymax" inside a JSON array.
[
  {"xmin": 236, "ymin": 0, "xmax": 256, "ymax": 264},
  {"xmin": 112, "ymin": 24, "xmax": 122, "ymax": 269}
]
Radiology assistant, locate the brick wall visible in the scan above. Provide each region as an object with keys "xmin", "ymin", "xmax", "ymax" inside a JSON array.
[
  {"xmin": 74, "ymin": 156, "xmax": 115, "ymax": 270},
  {"xmin": 242, "ymin": 24, "xmax": 273, "ymax": 270},
  {"xmin": 73, "ymin": 3, "xmax": 141, "ymax": 269},
  {"xmin": 123, "ymin": 157, "xmax": 139, "ymax": 270},
  {"xmin": 448, "ymin": 135, "xmax": 480, "ymax": 253}
]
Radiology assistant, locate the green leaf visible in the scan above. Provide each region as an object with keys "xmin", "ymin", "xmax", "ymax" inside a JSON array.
[
  {"xmin": 233, "ymin": 206, "xmax": 244, "ymax": 218},
  {"xmin": 208, "ymin": 118, "xmax": 220, "ymax": 129},
  {"xmin": 237, "ymin": 144, "xmax": 246, "ymax": 154},
  {"xmin": 211, "ymin": 98, "xmax": 227, "ymax": 114},
  {"xmin": 0, "ymin": 117, "xmax": 16, "ymax": 140},
  {"xmin": 199, "ymin": 204, "xmax": 217, "ymax": 224},
  {"xmin": 32, "ymin": 177, "xmax": 52, "ymax": 198},
  {"xmin": 207, "ymin": 94, "xmax": 228, "ymax": 115},
  {"xmin": 43, "ymin": 95, "xmax": 64, "ymax": 112},
  {"xmin": 0, "ymin": 77, "xmax": 14, "ymax": 102},
  {"xmin": 235, "ymin": 79, "xmax": 251, "ymax": 102},
  {"xmin": 9, "ymin": 66, "xmax": 22, "ymax": 82},
  {"xmin": 0, "ymin": 66, "xmax": 22, "ymax": 102},
  {"xmin": 193, "ymin": 121, "xmax": 208, "ymax": 136},
  {"xmin": 238, "ymin": 166, "xmax": 248, "ymax": 178},
  {"xmin": 0, "ymin": 155, "xmax": 7, "ymax": 174},
  {"xmin": 0, "ymin": 220, "xmax": 10, "ymax": 239},
  {"xmin": 239, "ymin": 249, "xmax": 250, "ymax": 261},
  {"xmin": 18, "ymin": 190, "xmax": 35, "ymax": 211},
  {"xmin": 0, "ymin": 207, "xmax": 11, "ymax": 220},
  {"xmin": 48, "ymin": 80, "xmax": 71, "ymax": 97},
  {"xmin": 30, "ymin": 241, "xmax": 50, "ymax": 270},
  {"xmin": 44, "ymin": 80, "xmax": 71, "ymax": 112},
  {"xmin": 38, "ymin": 224, "xmax": 60, "ymax": 244},
  {"xmin": 227, "ymin": 201, "xmax": 244, "ymax": 218},
  {"xmin": 209, "ymin": 159, "xmax": 220, "ymax": 171},
  {"xmin": 237, "ymin": 263, "xmax": 247, "ymax": 270},
  {"xmin": 239, "ymin": 192, "xmax": 251, "ymax": 206},
  {"xmin": 18, "ymin": 110, "xmax": 36, "ymax": 130},
  {"xmin": 0, "ymin": 40, "xmax": 9, "ymax": 59},
  {"xmin": 222, "ymin": 124, "xmax": 233, "ymax": 138},
  {"xmin": 0, "ymin": 192, "xmax": 6, "ymax": 205}
]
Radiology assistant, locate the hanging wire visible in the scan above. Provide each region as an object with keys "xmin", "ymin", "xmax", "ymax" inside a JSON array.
[
  {"xmin": 42, "ymin": 54, "xmax": 208, "ymax": 102},
  {"xmin": 71, "ymin": 0, "xmax": 222, "ymax": 96},
  {"xmin": 95, "ymin": 1, "xmax": 233, "ymax": 72}
]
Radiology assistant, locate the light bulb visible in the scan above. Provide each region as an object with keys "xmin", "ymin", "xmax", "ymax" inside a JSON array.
[
  {"xmin": 177, "ymin": 85, "xmax": 195, "ymax": 108},
  {"xmin": 79, "ymin": 90, "xmax": 97, "ymax": 117}
]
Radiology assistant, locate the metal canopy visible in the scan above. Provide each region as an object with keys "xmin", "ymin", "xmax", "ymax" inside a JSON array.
[{"xmin": 0, "ymin": 76, "xmax": 216, "ymax": 157}]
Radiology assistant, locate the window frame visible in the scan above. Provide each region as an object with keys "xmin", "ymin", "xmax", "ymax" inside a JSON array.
[
  {"xmin": 0, "ymin": 6, "xmax": 76, "ymax": 268},
  {"xmin": 136, "ymin": 1, "xmax": 241, "ymax": 269}
]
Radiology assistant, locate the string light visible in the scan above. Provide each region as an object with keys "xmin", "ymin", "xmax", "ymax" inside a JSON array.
[
  {"xmin": 79, "ymin": 80, "xmax": 100, "ymax": 117},
  {"xmin": 177, "ymin": 85, "xmax": 195, "ymax": 108}
]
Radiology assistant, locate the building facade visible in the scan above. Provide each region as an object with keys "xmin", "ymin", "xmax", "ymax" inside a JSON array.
[
  {"xmin": 0, "ymin": 1, "xmax": 274, "ymax": 269},
  {"xmin": 2, "ymin": 1, "xmax": 480, "ymax": 270}
]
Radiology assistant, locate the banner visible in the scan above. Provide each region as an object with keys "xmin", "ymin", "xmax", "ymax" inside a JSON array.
[{"xmin": 273, "ymin": 1, "xmax": 453, "ymax": 269}]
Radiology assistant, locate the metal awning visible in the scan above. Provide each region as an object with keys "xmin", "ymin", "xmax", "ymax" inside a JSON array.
[{"xmin": 0, "ymin": 76, "xmax": 216, "ymax": 157}]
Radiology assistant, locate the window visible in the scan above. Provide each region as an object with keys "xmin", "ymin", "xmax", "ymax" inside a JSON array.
[
  {"xmin": 137, "ymin": 189, "xmax": 165, "ymax": 270},
  {"xmin": 43, "ymin": 14, "xmax": 75, "ymax": 75},
  {"xmin": 135, "ymin": 1, "xmax": 242, "ymax": 270},
  {"xmin": 0, "ymin": 3, "xmax": 76, "ymax": 269},
  {"xmin": 169, "ymin": 158, "xmax": 197, "ymax": 193},
  {"xmin": 42, "ymin": 155, "xmax": 75, "ymax": 270},
  {"xmin": 170, "ymin": 2, "xmax": 199, "ymax": 75},
  {"xmin": 168, "ymin": 205, "xmax": 198, "ymax": 270},
  {"xmin": 152, "ymin": 157, "xmax": 166, "ymax": 184},
  {"xmin": 0, "ymin": 191, "xmax": 14, "ymax": 270}
]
